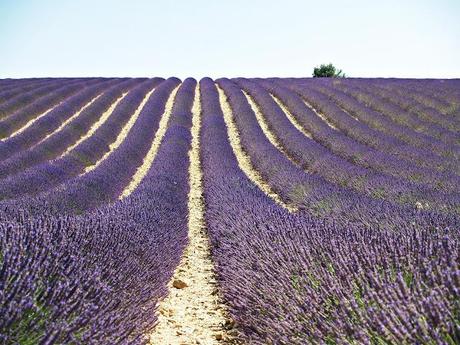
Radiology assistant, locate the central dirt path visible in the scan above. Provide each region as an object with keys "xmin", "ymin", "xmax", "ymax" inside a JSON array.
[{"xmin": 149, "ymin": 85, "xmax": 236, "ymax": 344}]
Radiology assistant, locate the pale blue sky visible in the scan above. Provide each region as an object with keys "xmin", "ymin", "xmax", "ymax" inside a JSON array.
[{"xmin": 0, "ymin": 0, "xmax": 459, "ymax": 78}]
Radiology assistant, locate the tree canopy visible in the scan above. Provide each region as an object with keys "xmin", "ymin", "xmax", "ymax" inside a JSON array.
[{"xmin": 313, "ymin": 63, "xmax": 346, "ymax": 78}]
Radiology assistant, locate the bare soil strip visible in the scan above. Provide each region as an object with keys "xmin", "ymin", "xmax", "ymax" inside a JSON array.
[
  {"xmin": 337, "ymin": 104, "xmax": 361, "ymax": 122},
  {"xmin": 217, "ymin": 85, "xmax": 297, "ymax": 212},
  {"xmin": 4, "ymin": 102, "xmax": 63, "ymax": 140},
  {"xmin": 62, "ymin": 93, "xmax": 128, "ymax": 157},
  {"xmin": 83, "ymin": 88, "xmax": 155, "ymax": 174},
  {"xmin": 38, "ymin": 94, "xmax": 103, "ymax": 145},
  {"xmin": 149, "ymin": 85, "xmax": 236, "ymax": 344},
  {"xmin": 302, "ymin": 99, "xmax": 338, "ymax": 130},
  {"xmin": 270, "ymin": 94, "xmax": 315, "ymax": 139},
  {"xmin": 244, "ymin": 91, "xmax": 294, "ymax": 154},
  {"xmin": 119, "ymin": 85, "xmax": 179, "ymax": 199},
  {"xmin": 246, "ymin": 92, "xmax": 315, "ymax": 172}
]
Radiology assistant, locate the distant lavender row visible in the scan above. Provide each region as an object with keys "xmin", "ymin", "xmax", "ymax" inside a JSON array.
[
  {"xmin": 0, "ymin": 78, "xmax": 71, "ymax": 107},
  {"xmin": 372, "ymin": 79, "xmax": 460, "ymax": 116},
  {"xmin": 263, "ymin": 80, "xmax": 460, "ymax": 193},
  {"xmin": 303, "ymin": 79, "xmax": 459, "ymax": 171},
  {"xmin": 0, "ymin": 78, "xmax": 193, "ymax": 344},
  {"xmin": 220, "ymin": 78, "xmax": 460, "ymax": 215},
  {"xmin": 0, "ymin": 79, "xmax": 159, "ymax": 204},
  {"xmin": 200, "ymin": 78, "xmax": 460, "ymax": 344},
  {"xmin": 0, "ymin": 78, "xmax": 90, "ymax": 120},
  {"xmin": 234, "ymin": 78, "xmax": 459, "ymax": 212},
  {"xmin": 280, "ymin": 79, "xmax": 460, "ymax": 182},
  {"xmin": 39, "ymin": 77, "xmax": 181, "ymax": 214},
  {"xmin": 0, "ymin": 78, "xmax": 59, "ymax": 92},
  {"xmin": 0, "ymin": 79, "xmax": 104, "ymax": 139},
  {"xmin": 357, "ymin": 80, "xmax": 459, "ymax": 132},
  {"xmin": 217, "ymin": 77, "xmax": 335, "ymax": 208},
  {"xmin": 0, "ymin": 78, "xmax": 119, "ymax": 162},
  {"xmin": 0, "ymin": 78, "xmax": 146, "ymax": 180},
  {"xmin": 328, "ymin": 79, "xmax": 460, "ymax": 145}
]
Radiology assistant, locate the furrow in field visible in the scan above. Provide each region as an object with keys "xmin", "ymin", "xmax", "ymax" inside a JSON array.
[
  {"xmin": 245, "ymin": 89, "xmax": 321, "ymax": 177},
  {"xmin": 335, "ymin": 103, "xmax": 361, "ymax": 122},
  {"xmin": 1, "ymin": 78, "xmax": 459, "ymax": 345},
  {"xmin": 378, "ymin": 82, "xmax": 459, "ymax": 122},
  {"xmin": 150, "ymin": 84, "xmax": 233, "ymax": 344},
  {"xmin": 0, "ymin": 79, "xmax": 74, "ymax": 119},
  {"xmin": 38, "ymin": 93, "xmax": 103, "ymax": 144},
  {"xmin": 0, "ymin": 79, "xmax": 117, "ymax": 161},
  {"xmin": 236, "ymin": 78, "xmax": 460, "ymax": 212},
  {"xmin": 244, "ymin": 91, "xmax": 289, "ymax": 152},
  {"xmin": 270, "ymin": 94, "xmax": 313, "ymax": 139},
  {"xmin": 218, "ymin": 78, "xmax": 361, "ymax": 212},
  {"xmin": 0, "ymin": 80, "xmax": 160, "ymax": 203},
  {"xmin": 217, "ymin": 84, "xmax": 297, "ymax": 212},
  {"xmin": 120, "ymin": 85, "xmax": 179, "ymax": 198},
  {"xmin": 246, "ymin": 85, "xmax": 339, "ymax": 173},
  {"xmin": 365, "ymin": 81, "xmax": 460, "ymax": 130},
  {"xmin": 0, "ymin": 81, "xmax": 192, "ymax": 343},
  {"xmin": 264, "ymin": 80, "xmax": 460, "ymax": 193},
  {"xmin": 62, "ymin": 92, "xmax": 128, "ymax": 156},
  {"xmin": 0, "ymin": 79, "xmax": 102, "ymax": 140},
  {"xmin": 321, "ymin": 83, "xmax": 460, "ymax": 170},
  {"xmin": 335, "ymin": 81, "xmax": 460, "ymax": 145},
  {"xmin": 0, "ymin": 80, "xmax": 138, "ymax": 181},
  {"xmin": 4, "ymin": 103, "xmax": 62, "ymax": 139},
  {"xmin": 307, "ymin": 82, "xmax": 460, "ymax": 170},
  {"xmin": 50, "ymin": 79, "xmax": 181, "ymax": 210},
  {"xmin": 0, "ymin": 79, "xmax": 61, "ymax": 107},
  {"xmin": 83, "ymin": 88, "xmax": 156, "ymax": 174},
  {"xmin": 302, "ymin": 99, "xmax": 338, "ymax": 129},
  {"xmin": 374, "ymin": 81, "xmax": 460, "ymax": 117}
]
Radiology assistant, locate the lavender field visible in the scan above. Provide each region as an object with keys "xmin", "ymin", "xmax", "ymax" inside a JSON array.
[{"xmin": 0, "ymin": 77, "xmax": 459, "ymax": 344}]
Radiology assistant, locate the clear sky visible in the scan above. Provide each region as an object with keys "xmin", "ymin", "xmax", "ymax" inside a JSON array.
[{"xmin": 0, "ymin": 0, "xmax": 459, "ymax": 79}]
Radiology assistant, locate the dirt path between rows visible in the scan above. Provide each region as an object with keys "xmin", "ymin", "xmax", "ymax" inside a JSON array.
[
  {"xmin": 120, "ymin": 85, "xmax": 179, "ymax": 199},
  {"xmin": 84, "ymin": 87, "xmax": 155, "ymax": 174},
  {"xmin": 149, "ymin": 85, "xmax": 238, "ymax": 344}
]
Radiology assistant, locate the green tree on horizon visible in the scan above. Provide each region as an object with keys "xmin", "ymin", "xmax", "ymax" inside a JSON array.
[{"xmin": 313, "ymin": 63, "xmax": 346, "ymax": 78}]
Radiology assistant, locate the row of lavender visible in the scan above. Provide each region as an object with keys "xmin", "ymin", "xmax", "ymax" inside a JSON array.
[
  {"xmin": 235, "ymin": 79, "xmax": 459, "ymax": 212},
  {"xmin": 0, "ymin": 78, "xmax": 196, "ymax": 343},
  {"xmin": 203, "ymin": 78, "xmax": 460, "ymax": 344},
  {"xmin": 0, "ymin": 77, "xmax": 458, "ymax": 344},
  {"xmin": 271, "ymin": 80, "xmax": 459, "ymax": 187},
  {"xmin": 0, "ymin": 77, "xmax": 457, "ymax": 211}
]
